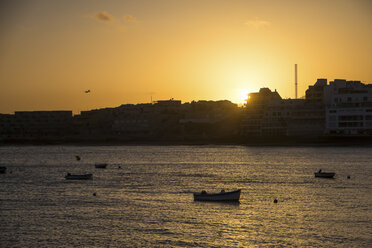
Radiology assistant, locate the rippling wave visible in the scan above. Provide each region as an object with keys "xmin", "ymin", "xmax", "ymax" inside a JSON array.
[{"xmin": 0, "ymin": 145, "xmax": 371, "ymax": 247}]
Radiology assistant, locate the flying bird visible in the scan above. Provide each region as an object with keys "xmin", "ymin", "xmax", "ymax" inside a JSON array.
[{"xmin": 85, "ymin": 90, "xmax": 91, "ymax": 93}]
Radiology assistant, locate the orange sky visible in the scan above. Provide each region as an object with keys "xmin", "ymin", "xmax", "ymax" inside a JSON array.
[{"xmin": 0, "ymin": 0, "xmax": 371, "ymax": 114}]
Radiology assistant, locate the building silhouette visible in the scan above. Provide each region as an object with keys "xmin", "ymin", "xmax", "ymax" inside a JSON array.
[
  {"xmin": 240, "ymin": 78, "xmax": 372, "ymax": 140},
  {"xmin": 0, "ymin": 79, "xmax": 371, "ymax": 143}
]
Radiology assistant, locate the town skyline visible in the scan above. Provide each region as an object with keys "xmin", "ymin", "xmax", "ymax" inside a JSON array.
[
  {"xmin": 0, "ymin": 77, "xmax": 366, "ymax": 115},
  {"xmin": 1, "ymin": 78, "xmax": 371, "ymax": 144},
  {"xmin": 1, "ymin": 0, "xmax": 371, "ymax": 114}
]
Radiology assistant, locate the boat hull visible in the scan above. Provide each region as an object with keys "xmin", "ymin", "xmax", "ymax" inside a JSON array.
[
  {"xmin": 95, "ymin": 163, "xmax": 107, "ymax": 169},
  {"xmin": 193, "ymin": 189, "xmax": 241, "ymax": 202},
  {"xmin": 65, "ymin": 174, "xmax": 93, "ymax": 180},
  {"xmin": 314, "ymin": 172, "xmax": 335, "ymax": 178}
]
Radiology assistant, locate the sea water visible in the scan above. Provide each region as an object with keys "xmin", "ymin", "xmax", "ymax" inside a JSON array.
[{"xmin": 0, "ymin": 145, "xmax": 371, "ymax": 247}]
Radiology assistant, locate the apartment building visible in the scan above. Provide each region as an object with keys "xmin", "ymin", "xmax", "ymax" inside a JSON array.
[{"xmin": 324, "ymin": 79, "xmax": 372, "ymax": 136}]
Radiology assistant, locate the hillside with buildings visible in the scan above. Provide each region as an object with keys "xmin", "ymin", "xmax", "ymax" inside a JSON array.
[{"xmin": 1, "ymin": 79, "xmax": 372, "ymax": 144}]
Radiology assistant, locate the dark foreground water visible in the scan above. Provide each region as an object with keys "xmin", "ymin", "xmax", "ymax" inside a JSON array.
[{"xmin": 0, "ymin": 145, "xmax": 371, "ymax": 247}]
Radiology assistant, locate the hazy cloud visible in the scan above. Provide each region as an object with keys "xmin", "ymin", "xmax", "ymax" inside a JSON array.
[
  {"xmin": 124, "ymin": 15, "xmax": 137, "ymax": 23},
  {"xmin": 94, "ymin": 11, "xmax": 114, "ymax": 22},
  {"xmin": 90, "ymin": 11, "xmax": 138, "ymax": 33},
  {"xmin": 244, "ymin": 18, "xmax": 271, "ymax": 29}
]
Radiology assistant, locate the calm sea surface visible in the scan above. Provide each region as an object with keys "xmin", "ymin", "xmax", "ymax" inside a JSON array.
[{"xmin": 0, "ymin": 145, "xmax": 371, "ymax": 247}]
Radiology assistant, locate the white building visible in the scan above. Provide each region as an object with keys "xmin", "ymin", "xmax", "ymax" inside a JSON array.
[{"xmin": 324, "ymin": 79, "xmax": 372, "ymax": 136}]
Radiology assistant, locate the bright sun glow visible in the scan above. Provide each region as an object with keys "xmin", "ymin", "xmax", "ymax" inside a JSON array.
[
  {"xmin": 238, "ymin": 90, "xmax": 250, "ymax": 103},
  {"xmin": 230, "ymin": 88, "xmax": 257, "ymax": 104}
]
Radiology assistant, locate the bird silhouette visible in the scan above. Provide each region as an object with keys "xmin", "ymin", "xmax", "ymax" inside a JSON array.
[{"xmin": 85, "ymin": 90, "xmax": 91, "ymax": 93}]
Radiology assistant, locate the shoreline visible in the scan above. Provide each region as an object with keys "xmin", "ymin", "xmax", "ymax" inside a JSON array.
[{"xmin": 1, "ymin": 137, "xmax": 372, "ymax": 147}]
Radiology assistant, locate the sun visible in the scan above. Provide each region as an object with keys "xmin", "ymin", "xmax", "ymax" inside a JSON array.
[
  {"xmin": 226, "ymin": 88, "xmax": 258, "ymax": 105},
  {"xmin": 239, "ymin": 90, "xmax": 251, "ymax": 103},
  {"xmin": 232, "ymin": 88, "xmax": 257, "ymax": 104}
]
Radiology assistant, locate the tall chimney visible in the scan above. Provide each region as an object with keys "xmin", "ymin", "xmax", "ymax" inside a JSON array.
[{"xmin": 295, "ymin": 64, "xmax": 298, "ymax": 99}]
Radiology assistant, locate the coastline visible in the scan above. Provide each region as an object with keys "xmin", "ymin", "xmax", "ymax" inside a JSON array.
[{"xmin": 1, "ymin": 136, "xmax": 372, "ymax": 147}]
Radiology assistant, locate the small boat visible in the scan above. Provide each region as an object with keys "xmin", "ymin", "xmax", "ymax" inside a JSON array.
[
  {"xmin": 65, "ymin": 173, "xmax": 93, "ymax": 180},
  {"xmin": 193, "ymin": 189, "xmax": 241, "ymax": 202},
  {"xmin": 0, "ymin": 166, "xmax": 7, "ymax": 174},
  {"xmin": 314, "ymin": 169, "xmax": 335, "ymax": 178},
  {"xmin": 95, "ymin": 163, "xmax": 107, "ymax": 169}
]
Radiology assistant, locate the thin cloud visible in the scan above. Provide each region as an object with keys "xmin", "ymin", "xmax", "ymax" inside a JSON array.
[
  {"xmin": 89, "ymin": 11, "xmax": 138, "ymax": 33},
  {"xmin": 244, "ymin": 18, "xmax": 271, "ymax": 29},
  {"xmin": 94, "ymin": 11, "xmax": 114, "ymax": 22},
  {"xmin": 124, "ymin": 15, "xmax": 137, "ymax": 23}
]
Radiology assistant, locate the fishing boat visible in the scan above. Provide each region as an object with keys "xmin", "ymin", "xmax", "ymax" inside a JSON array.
[
  {"xmin": 193, "ymin": 189, "xmax": 241, "ymax": 202},
  {"xmin": 0, "ymin": 166, "xmax": 7, "ymax": 174},
  {"xmin": 65, "ymin": 173, "xmax": 93, "ymax": 180},
  {"xmin": 314, "ymin": 169, "xmax": 335, "ymax": 178},
  {"xmin": 95, "ymin": 163, "xmax": 107, "ymax": 169}
]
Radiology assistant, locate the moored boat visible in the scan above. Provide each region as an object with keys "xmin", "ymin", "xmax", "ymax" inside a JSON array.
[
  {"xmin": 193, "ymin": 189, "xmax": 241, "ymax": 202},
  {"xmin": 95, "ymin": 163, "xmax": 107, "ymax": 169},
  {"xmin": 65, "ymin": 173, "xmax": 93, "ymax": 180},
  {"xmin": 0, "ymin": 166, "xmax": 7, "ymax": 174},
  {"xmin": 314, "ymin": 169, "xmax": 335, "ymax": 178}
]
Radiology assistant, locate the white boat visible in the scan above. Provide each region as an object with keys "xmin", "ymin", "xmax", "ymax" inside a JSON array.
[
  {"xmin": 95, "ymin": 163, "xmax": 107, "ymax": 169},
  {"xmin": 0, "ymin": 166, "xmax": 7, "ymax": 174},
  {"xmin": 65, "ymin": 173, "xmax": 93, "ymax": 180},
  {"xmin": 314, "ymin": 170, "xmax": 335, "ymax": 178},
  {"xmin": 193, "ymin": 189, "xmax": 241, "ymax": 202}
]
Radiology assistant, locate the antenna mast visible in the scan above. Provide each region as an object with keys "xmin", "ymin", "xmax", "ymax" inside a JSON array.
[{"xmin": 295, "ymin": 64, "xmax": 298, "ymax": 99}]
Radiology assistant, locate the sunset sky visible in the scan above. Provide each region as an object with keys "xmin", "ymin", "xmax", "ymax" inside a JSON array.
[{"xmin": 0, "ymin": 0, "xmax": 371, "ymax": 114}]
